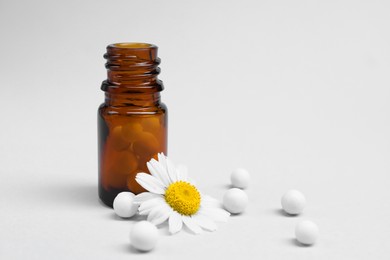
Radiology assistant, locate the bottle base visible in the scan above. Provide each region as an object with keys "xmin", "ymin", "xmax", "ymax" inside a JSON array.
[{"xmin": 98, "ymin": 186, "xmax": 127, "ymax": 208}]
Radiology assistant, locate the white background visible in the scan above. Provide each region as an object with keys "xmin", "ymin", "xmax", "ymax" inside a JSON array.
[{"xmin": 0, "ymin": 0, "xmax": 389, "ymax": 259}]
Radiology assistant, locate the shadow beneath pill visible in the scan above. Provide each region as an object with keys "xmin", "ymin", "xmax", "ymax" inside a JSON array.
[
  {"xmin": 222, "ymin": 184, "xmax": 234, "ymax": 189},
  {"xmin": 287, "ymin": 238, "xmax": 313, "ymax": 247},
  {"xmin": 109, "ymin": 212, "xmax": 147, "ymax": 222},
  {"xmin": 213, "ymin": 183, "xmax": 233, "ymax": 190},
  {"xmin": 121, "ymin": 243, "xmax": 150, "ymax": 254},
  {"xmin": 229, "ymin": 211, "xmax": 245, "ymax": 217},
  {"xmin": 274, "ymin": 208, "xmax": 299, "ymax": 217}
]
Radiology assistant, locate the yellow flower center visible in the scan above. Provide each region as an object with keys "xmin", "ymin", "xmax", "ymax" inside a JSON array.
[{"xmin": 165, "ymin": 181, "xmax": 201, "ymax": 216}]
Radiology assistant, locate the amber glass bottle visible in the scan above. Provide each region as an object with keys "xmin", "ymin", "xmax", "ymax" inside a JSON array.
[{"xmin": 98, "ymin": 43, "xmax": 168, "ymax": 207}]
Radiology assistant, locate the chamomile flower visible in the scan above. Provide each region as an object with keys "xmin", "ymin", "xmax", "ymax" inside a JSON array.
[{"xmin": 134, "ymin": 153, "xmax": 230, "ymax": 235}]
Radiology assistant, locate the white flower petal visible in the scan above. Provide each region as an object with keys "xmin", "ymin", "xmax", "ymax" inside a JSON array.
[
  {"xmin": 146, "ymin": 203, "xmax": 171, "ymax": 225},
  {"xmin": 176, "ymin": 164, "xmax": 188, "ymax": 181},
  {"xmin": 138, "ymin": 197, "xmax": 165, "ymax": 215},
  {"xmin": 138, "ymin": 210, "xmax": 150, "ymax": 216},
  {"xmin": 157, "ymin": 153, "xmax": 168, "ymax": 169},
  {"xmin": 188, "ymin": 178, "xmax": 197, "ymax": 186},
  {"xmin": 166, "ymin": 157, "xmax": 179, "ymax": 183},
  {"xmin": 147, "ymin": 161, "xmax": 170, "ymax": 187},
  {"xmin": 182, "ymin": 215, "xmax": 202, "ymax": 234},
  {"xmin": 150, "ymin": 158, "xmax": 170, "ymax": 184},
  {"xmin": 201, "ymin": 195, "xmax": 223, "ymax": 208},
  {"xmin": 168, "ymin": 211, "xmax": 183, "ymax": 234},
  {"xmin": 147, "ymin": 205, "xmax": 165, "ymax": 222},
  {"xmin": 199, "ymin": 207, "xmax": 230, "ymax": 223},
  {"xmin": 150, "ymin": 206, "xmax": 172, "ymax": 226},
  {"xmin": 158, "ymin": 153, "xmax": 178, "ymax": 183},
  {"xmin": 193, "ymin": 214, "xmax": 217, "ymax": 232},
  {"xmin": 133, "ymin": 192, "xmax": 161, "ymax": 204},
  {"xmin": 136, "ymin": 172, "xmax": 166, "ymax": 194}
]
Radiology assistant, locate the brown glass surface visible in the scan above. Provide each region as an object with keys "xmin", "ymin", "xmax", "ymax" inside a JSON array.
[{"xmin": 98, "ymin": 43, "xmax": 167, "ymax": 207}]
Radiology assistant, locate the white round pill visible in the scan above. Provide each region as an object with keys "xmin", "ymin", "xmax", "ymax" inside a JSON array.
[
  {"xmin": 230, "ymin": 168, "xmax": 251, "ymax": 189},
  {"xmin": 113, "ymin": 192, "xmax": 138, "ymax": 218},
  {"xmin": 295, "ymin": 220, "xmax": 319, "ymax": 245},
  {"xmin": 223, "ymin": 188, "xmax": 248, "ymax": 214},
  {"xmin": 281, "ymin": 189, "xmax": 306, "ymax": 215},
  {"xmin": 130, "ymin": 221, "xmax": 159, "ymax": 251}
]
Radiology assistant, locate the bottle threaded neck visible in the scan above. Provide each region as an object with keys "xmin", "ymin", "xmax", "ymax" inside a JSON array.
[{"xmin": 102, "ymin": 43, "xmax": 164, "ymax": 93}]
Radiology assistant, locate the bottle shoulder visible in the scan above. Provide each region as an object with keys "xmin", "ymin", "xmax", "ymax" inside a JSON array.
[
  {"xmin": 159, "ymin": 102, "xmax": 168, "ymax": 113},
  {"xmin": 98, "ymin": 102, "xmax": 167, "ymax": 117}
]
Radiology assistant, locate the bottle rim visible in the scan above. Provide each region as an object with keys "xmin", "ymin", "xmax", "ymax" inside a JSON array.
[{"xmin": 108, "ymin": 42, "xmax": 157, "ymax": 50}]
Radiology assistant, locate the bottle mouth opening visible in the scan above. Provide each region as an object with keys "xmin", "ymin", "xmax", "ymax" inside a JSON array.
[
  {"xmin": 105, "ymin": 42, "xmax": 160, "ymax": 72},
  {"xmin": 109, "ymin": 42, "xmax": 157, "ymax": 49}
]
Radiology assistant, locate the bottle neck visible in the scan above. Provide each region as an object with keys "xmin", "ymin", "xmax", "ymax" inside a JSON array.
[
  {"xmin": 105, "ymin": 92, "xmax": 161, "ymax": 107},
  {"xmin": 101, "ymin": 43, "xmax": 164, "ymax": 95}
]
